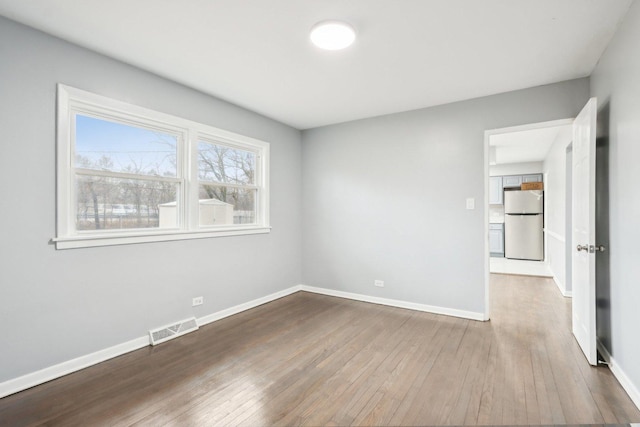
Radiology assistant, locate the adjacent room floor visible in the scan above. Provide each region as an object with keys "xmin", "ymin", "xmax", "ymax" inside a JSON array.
[{"xmin": 1, "ymin": 274, "xmax": 638, "ymax": 426}]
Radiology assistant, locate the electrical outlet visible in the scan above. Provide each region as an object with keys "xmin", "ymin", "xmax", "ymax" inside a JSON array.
[
  {"xmin": 192, "ymin": 296, "xmax": 204, "ymax": 306},
  {"xmin": 374, "ymin": 280, "xmax": 384, "ymax": 288}
]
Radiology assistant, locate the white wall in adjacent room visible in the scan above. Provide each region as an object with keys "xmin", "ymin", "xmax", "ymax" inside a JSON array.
[{"xmin": 543, "ymin": 127, "xmax": 573, "ymax": 295}]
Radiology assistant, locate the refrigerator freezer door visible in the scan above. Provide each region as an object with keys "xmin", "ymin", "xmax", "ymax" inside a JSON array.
[
  {"xmin": 505, "ymin": 214, "xmax": 544, "ymax": 260},
  {"xmin": 504, "ymin": 190, "xmax": 543, "ymax": 214}
]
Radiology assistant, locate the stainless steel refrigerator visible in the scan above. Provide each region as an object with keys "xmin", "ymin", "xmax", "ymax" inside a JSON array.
[{"xmin": 504, "ymin": 189, "xmax": 544, "ymax": 261}]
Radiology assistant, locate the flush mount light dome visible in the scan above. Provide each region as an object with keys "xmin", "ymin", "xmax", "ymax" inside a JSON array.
[{"xmin": 310, "ymin": 20, "xmax": 356, "ymax": 50}]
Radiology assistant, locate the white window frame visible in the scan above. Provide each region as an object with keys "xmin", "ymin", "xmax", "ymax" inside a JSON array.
[{"xmin": 54, "ymin": 85, "xmax": 270, "ymax": 249}]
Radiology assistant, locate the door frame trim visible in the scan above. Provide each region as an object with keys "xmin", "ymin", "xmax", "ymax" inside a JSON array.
[{"xmin": 483, "ymin": 118, "xmax": 575, "ymax": 320}]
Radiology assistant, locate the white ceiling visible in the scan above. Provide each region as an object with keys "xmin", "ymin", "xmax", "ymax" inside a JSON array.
[
  {"xmin": 490, "ymin": 124, "xmax": 572, "ymax": 164},
  {"xmin": 0, "ymin": 0, "xmax": 632, "ymax": 130}
]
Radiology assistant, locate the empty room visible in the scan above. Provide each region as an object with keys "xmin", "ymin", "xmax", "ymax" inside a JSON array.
[{"xmin": 1, "ymin": 0, "xmax": 640, "ymax": 425}]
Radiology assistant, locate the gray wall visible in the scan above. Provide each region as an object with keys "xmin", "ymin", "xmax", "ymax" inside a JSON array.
[
  {"xmin": 590, "ymin": 0, "xmax": 640, "ymax": 398},
  {"xmin": 0, "ymin": 17, "xmax": 302, "ymax": 382},
  {"xmin": 302, "ymin": 79, "xmax": 589, "ymax": 314}
]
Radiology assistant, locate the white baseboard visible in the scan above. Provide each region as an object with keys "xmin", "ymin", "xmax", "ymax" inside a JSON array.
[
  {"xmin": 0, "ymin": 285, "xmax": 303, "ymax": 399},
  {"xmin": 552, "ymin": 275, "xmax": 572, "ymax": 297},
  {"xmin": 597, "ymin": 339, "xmax": 640, "ymax": 410},
  {"xmin": 0, "ymin": 336, "xmax": 149, "ymax": 399},
  {"xmin": 197, "ymin": 285, "xmax": 302, "ymax": 326},
  {"xmin": 0, "ymin": 283, "xmax": 483, "ymax": 399},
  {"xmin": 300, "ymin": 285, "xmax": 485, "ymax": 321}
]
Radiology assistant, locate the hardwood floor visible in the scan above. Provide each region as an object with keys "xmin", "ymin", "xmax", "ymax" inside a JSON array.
[{"xmin": 1, "ymin": 274, "xmax": 639, "ymax": 426}]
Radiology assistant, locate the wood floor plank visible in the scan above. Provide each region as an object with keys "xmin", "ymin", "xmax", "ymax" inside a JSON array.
[
  {"xmin": 352, "ymin": 314, "xmax": 440, "ymax": 426},
  {"xmin": 456, "ymin": 320, "xmax": 494, "ymax": 425},
  {"xmin": 530, "ymin": 343, "xmax": 564, "ymax": 424},
  {"xmin": 386, "ymin": 317, "xmax": 459, "ymax": 426},
  {"xmin": 306, "ymin": 312, "xmax": 443, "ymax": 427},
  {"xmin": 397, "ymin": 318, "xmax": 470, "ymax": 425},
  {"xmin": 288, "ymin": 307, "xmax": 414, "ymax": 426},
  {"xmin": 1, "ymin": 275, "xmax": 639, "ymax": 426}
]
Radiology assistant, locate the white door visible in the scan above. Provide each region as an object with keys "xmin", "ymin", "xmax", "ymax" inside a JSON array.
[{"xmin": 572, "ymin": 97, "xmax": 597, "ymax": 366}]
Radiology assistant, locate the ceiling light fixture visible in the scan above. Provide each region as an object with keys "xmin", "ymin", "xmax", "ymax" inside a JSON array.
[{"xmin": 310, "ymin": 20, "xmax": 356, "ymax": 50}]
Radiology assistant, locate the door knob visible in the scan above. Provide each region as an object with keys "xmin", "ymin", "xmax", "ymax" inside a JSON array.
[{"xmin": 577, "ymin": 244, "xmax": 606, "ymax": 253}]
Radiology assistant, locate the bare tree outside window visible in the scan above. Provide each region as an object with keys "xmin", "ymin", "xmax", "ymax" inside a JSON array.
[
  {"xmin": 198, "ymin": 142, "xmax": 257, "ymax": 225},
  {"xmin": 74, "ymin": 115, "xmax": 178, "ymax": 230}
]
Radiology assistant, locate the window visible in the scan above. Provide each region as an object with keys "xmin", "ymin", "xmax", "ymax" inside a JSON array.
[{"xmin": 55, "ymin": 85, "xmax": 270, "ymax": 249}]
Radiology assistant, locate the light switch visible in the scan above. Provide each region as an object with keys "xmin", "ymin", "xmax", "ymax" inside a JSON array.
[{"xmin": 466, "ymin": 197, "xmax": 475, "ymax": 210}]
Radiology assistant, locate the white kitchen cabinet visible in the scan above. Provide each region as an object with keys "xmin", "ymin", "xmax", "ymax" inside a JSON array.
[
  {"xmin": 489, "ymin": 176, "xmax": 503, "ymax": 205},
  {"xmin": 502, "ymin": 175, "xmax": 522, "ymax": 188},
  {"xmin": 489, "ymin": 223, "xmax": 504, "ymax": 257},
  {"xmin": 522, "ymin": 174, "xmax": 543, "ymax": 183}
]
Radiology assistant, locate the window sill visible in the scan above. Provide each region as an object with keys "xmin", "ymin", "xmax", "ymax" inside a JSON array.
[{"xmin": 52, "ymin": 226, "xmax": 272, "ymax": 249}]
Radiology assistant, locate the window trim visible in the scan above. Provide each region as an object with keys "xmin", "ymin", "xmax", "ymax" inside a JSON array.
[{"xmin": 55, "ymin": 84, "xmax": 270, "ymax": 249}]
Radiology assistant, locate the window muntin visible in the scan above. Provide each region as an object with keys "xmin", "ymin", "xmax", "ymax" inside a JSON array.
[{"xmin": 56, "ymin": 85, "xmax": 270, "ymax": 249}]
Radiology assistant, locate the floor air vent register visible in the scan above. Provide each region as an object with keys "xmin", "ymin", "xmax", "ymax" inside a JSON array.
[{"xmin": 148, "ymin": 317, "xmax": 198, "ymax": 345}]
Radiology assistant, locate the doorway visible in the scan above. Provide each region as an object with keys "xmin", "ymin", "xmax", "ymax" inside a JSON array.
[{"xmin": 483, "ymin": 118, "xmax": 574, "ymax": 320}]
